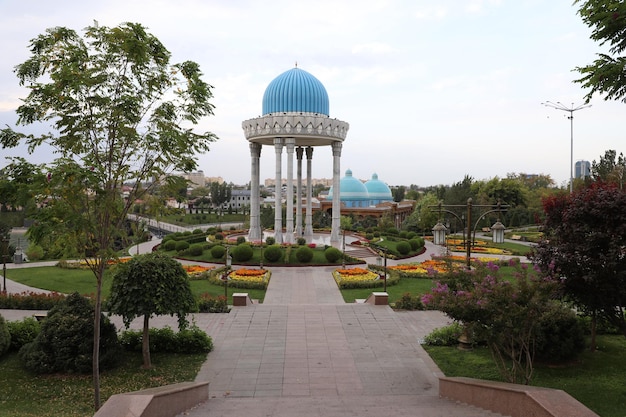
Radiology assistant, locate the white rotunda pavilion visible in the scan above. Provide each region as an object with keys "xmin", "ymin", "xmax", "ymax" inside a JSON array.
[{"xmin": 242, "ymin": 67, "xmax": 349, "ymax": 244}]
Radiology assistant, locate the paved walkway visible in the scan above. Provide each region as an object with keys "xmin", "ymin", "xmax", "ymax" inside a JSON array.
[{"xmin": 1, "ymin": 240, "xmax": 511, "ymax": 417}]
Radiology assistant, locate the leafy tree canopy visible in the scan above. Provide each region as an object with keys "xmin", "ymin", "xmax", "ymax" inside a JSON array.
[
  {"xmin": 530, "ymin": 183, "xmax": 626, "ymax": 341},
  {"xmin": 574, "ymin": 0, "xmax": 626, "ymax": 102},
  {"xmin": 0, "ymin": 22, "xmax": 217, "ymax": 409}
]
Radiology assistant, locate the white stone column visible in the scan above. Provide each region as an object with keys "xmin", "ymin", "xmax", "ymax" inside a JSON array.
[
  {"xmin": 330, "ymin": 142, "xmax": 342, "ymax": 244},
  {"xmin": 284, "ymin": 138, "xmax": 295, "ymax": 244},
  {"xmin": 304, "ymin": 146, "xmax": 314, "ymax": 239},
  {"xmin": 296, "ymin": 147, "xmax": 304, "ymax": 237},
  {"xmin": 248, "ymin": 142, "xmax": 262, "ymax": 241},
  {"xmin": 273, "ymin": 138, "xmax": 283, "ymax": 243}
]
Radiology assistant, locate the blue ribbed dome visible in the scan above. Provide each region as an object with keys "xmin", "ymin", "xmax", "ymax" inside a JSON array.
[
  {"xmin": 364, "ymin": 173, "xmax": 393, "ymax": 202},
  {"xmin": 262, "ymin": 68, "xmax": 329, "ymax": 116},
  {"xmin": 327, "ymin": 169, "xmax": 370, "ymax": 207}
]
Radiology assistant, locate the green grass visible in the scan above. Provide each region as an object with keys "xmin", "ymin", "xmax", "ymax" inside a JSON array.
[
  {"xmin": 424, "ymin": 335, "xmax": 626, "ymax": 417},
  {"xmin": 0, "ymin": 350, "xmax": 206, "ymax": 417},
  {"xmin": 6, "ymin": 266, "xmax": 267, "ymax": 305},
  {"xmin": 340, "ymin": 276, "xmax": 435, "ymax": 303}
]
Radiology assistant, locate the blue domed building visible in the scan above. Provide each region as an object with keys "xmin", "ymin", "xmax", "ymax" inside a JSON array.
[
  {"xmin": 242, "ymin": 67, "xmax": 349, "ymax": 244},
  {"xmin": 328, "ymin": 170, "xmax": 393, "ymax": 208}
]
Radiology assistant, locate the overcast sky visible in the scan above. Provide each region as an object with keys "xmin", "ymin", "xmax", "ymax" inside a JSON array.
[{"xmin": 1, "ymin": 0, "xmax": 623, "ymax": 188}]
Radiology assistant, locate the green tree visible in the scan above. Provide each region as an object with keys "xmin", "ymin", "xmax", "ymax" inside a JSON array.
[
  {"xmin": 0, "ymin": 22, "xmax": 216, "ymax": 410},
  {"xmin": 591, "ymin": 149, "xmax": 626, "ymax": 189},
  {"xmin": 209, "ymin": 181, "xmax": 232, "ymax": 213},
  {"xmin": 107, "ymin": 252, "xmax": 196, "ymax": 369},
  {"xmin": 402, "ymin": 191, "xmax": 439, "ymax": 233},
  {"xmin": 391, "ymin": 185, "xmax": 405, "ymax": 202},
  {"xmin": 574, "ymin": 1, "xmax": 626, "ymax": 103}
]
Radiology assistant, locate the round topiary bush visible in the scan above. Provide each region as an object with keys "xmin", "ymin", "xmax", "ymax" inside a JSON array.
[
  {"xmin": 295, "ymin": 246, "xmax": 314, "ymax": 263},
  {"xmin": 264, "ymin": 244, "xmax": 283, "ymax": 262},
  {"xmin": 19, "ymin": 292, "xmax": 120, "ymax": 374},
  {"xmin": 211, "ymin": 245, "xmax": 226, "ymax": 259},
  {"xmin": 296, "ymin": 237, "xmax": 306, "ymax": 246},
  {"xmin": 188, "ymin": 243, "xmax": 204, "ymax": 256},
  {"xmin": 396, "ymin": 241, "xmax": 411, "ymax": 255},
  {"xmin": 407, "ymin": 231, "xmax": 417, "ymax": 239},
  {"xmin": 162, "ymin": 240, "xmax": 176, "ymax": 251},
  {"xmin": 175, "ymin": 240, "xmax": 190, "ymax": 252},
  {"xmin": 324, "ymin": 247, "xmax": 342, "ymax": 263},
  {"xmin": 265, "ymin": 236, "xmax": 276, "ymax": 245},
  {"xmin": 232, "ymin": 244, "xmax": 253, "ymax": 262},
  {"xmin": 0, "ymin": 315, "xmax": 11, "ymax": 357},
  {"xmin": 236, "ymin": 236, "xmax": 246, "ymax": 245},
  {"xmin": 365, "ymin": 233, "xmax": 374, "ymax": 240},
  {"xmin": 535, "ymin": 302, "xmax": 586, "ymax": 363},
  {"xmin": 7, "ymin": 317, "xmax": 40, "ymax": 352},
  {"xmin": 408, "ymin": 238, "xmax": 420, "ymax": 251},
  {"xmin": 214, "ymin": 232, "xmax": 224, "ymax": 241}
]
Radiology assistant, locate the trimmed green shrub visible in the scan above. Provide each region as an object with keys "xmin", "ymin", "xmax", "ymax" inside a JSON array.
[
  {"xmin": 175, "ymin": 240, "xmax": 190, "ymax": 252},
  {"xmin": 211, "ymin": 245, "xmax": 226, "ymax": 259},
  {"xmin": 365, "ymin": 233, "xmax": 374, "ymax": 240},
  {"xmin": 162, "ymin": 240, "xmax": 176, "ymax": 251},
  {"xmin": 396, "ymin": 241, "xmax": 411, "ymax": 255},
  {"xmin": 25, "ymin": 244, "xmax": 45, "ymax": 261},
  {"xmin": 407, "ymin": 231, "xmax": 417, "ymax": 239},
  {"xmin": 535, "ymin": 303, "xmax": 585, "ymax": 363},
  {"xmin": 0, "ymin": 315, "xmax": 10, "ymax": 357},
  {"xmin": 393, "ymin": 292, "xmax": 426, "ymax": 310},
  {"xmin": 192, "ymin": 228, "xmax": 204, "ymax": 234},
  {"xmin": 324, "ymin": 247, "xmax": 342, "ymax": 263},
  {"xmin": 264, "ymin": 245, "xmax": 283, "ymax": 262},
  {"xmin": 7, "ymin": 317, "xmax": 40, "ymax": 351},
  {"xmin": 265, "ymin": 236, "xmax": 276, "ymax": 245},
  {"xmin": 296, "ymin": 237, "xmax": 306, "ymax": 246},
  {"xmin": 214, "ymin": 232, "xmax": 224, "ymax": 241},
  {"xmin": 236, "ymin": 236, "xmax": 246, "ymax": 245},
  {"xmin": 408, "ymin": 239, "xmax": 420, "ymax": 251},
  {"xmin": 423, "ymin": 323, "xmax": 463, "ymax": 346},
  {"xmin": 188, "ymin": 243, "xmax": 204, "ymax": 256},
  {"xmin": 119, "ymin": 326, "xmax": 213, "ymax": 353},
  {"xmin": 232, "ymin": 244, "xmax": 253, "ymax": 262},
  {"xmin": 295, "ymin": 246, "xmax": 314, "ymax": 263},
  {"xmin": 19, "ymin": 292, "xmax": 121, "ymax": 374},
  {"xmin": 399, "ymin": 231, "xmax": 408, "ymax": 239}
]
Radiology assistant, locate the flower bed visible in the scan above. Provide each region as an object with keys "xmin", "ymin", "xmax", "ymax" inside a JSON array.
[
  {"xmin": 333, "ymin": 267, "xmax": 398, "ymax": 289},
  {"xmin": 182, "ymin": 264, "xmax": 214, "ymax": 278},
  {"xmin": 218, "ymin": 268, "xmax": 271, "ymax": 290}
]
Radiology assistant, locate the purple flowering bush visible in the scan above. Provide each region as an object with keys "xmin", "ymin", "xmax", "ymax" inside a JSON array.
[{"xmin": 422, "ymin": 261, "xmax": 560, "ymax": 384}]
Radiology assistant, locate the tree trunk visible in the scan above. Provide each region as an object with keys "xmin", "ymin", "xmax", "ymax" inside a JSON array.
[
  {"xmin": 142, "ymin": 315, "xmax": 152, "ymax": 369},
  {"xmin": 590, "ymin": 310, "xmax": 597, "ymax": 353},
  {"xmin": 92, "ymin": 274, "xmax": 102, "ymax": 411}
]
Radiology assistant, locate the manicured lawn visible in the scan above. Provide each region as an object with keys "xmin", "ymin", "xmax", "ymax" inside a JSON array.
[
  {"xmin": 6, "ymin": 266, "xmax": 267, "ymax": 305},
  {"xmin": 0, "ymin": 350, "xmax": 206, "ymax": 417},
  {"xmin": 339, "ymin": 277, "xmax": 435, "ymax": 303},
  {"xmin": 424, "ymin": 335, "xmax": 626, "ymax": 417}
]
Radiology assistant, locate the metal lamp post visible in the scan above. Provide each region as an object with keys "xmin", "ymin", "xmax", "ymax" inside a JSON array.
[
  {"xmin": 1, "ymin": 238, "xmax": 8, "ymax": 293},
  {"xmin": 430, "ymin": 199, "xmax": 508, "ymax": 269},
  {"xmin": 542, "ymin": 101, "xmax": 591, "ymax": 193},
  {"xmin": 224, "ymin": 246, "xmax": 232, "ymax": 300}
]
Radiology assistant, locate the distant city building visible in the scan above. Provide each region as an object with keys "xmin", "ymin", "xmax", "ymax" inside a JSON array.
[
  {"xmin": 575, "ymin": 160, "xmax": 591, "ymax": 179},
  {"xmin": 183, "ymin": 170, "xmax": 205, "ymax": 188},
  {"xmin": 229, "ymin": 189, "xmax": 251, "ymax": 209}
]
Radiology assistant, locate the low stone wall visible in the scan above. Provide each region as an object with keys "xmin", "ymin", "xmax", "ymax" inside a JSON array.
[
  {"xmin": 94, "ymin": 381, "xmax": 209, "ymax": 417},
  {"xmin": 439, "ymin": 377, "xmax": 599, "ymax": 417}
]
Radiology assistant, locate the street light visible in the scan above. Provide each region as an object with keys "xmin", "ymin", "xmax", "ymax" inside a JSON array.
[
  {"xmin": 430, "ymin": 199, "xmax": 508, "ymax": 269},
  {"xmin": 1, "ymin": 238, "xmax": 8, "ymax": 293},
  {"xmin": 542, "ymin": 101, "xmax": 591, "ymax": 193},
  {"xmin": 223, "ymin": 246, "xmax": 232, "ymax": 300}
]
